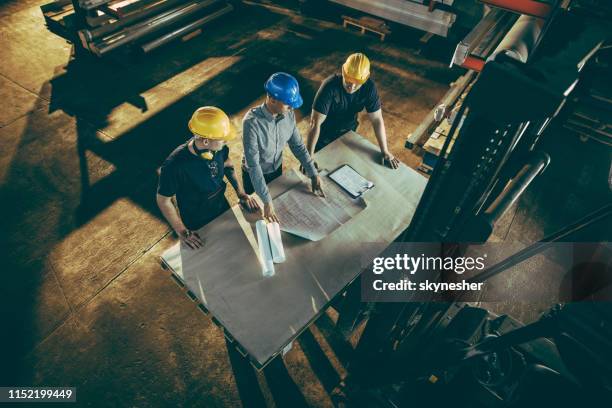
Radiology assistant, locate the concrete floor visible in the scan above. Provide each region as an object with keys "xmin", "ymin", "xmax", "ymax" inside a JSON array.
[
  {"xmin": 0, "ymin": 1, "xmax": 459, "ymax": 406},
  {"xmin": 1, "ymin": 0, "xmax": 610, "ymax": 406}
]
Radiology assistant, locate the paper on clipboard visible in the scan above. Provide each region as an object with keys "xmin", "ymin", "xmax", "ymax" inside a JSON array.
[{"xmin": 328, "ymin": 164, "xmax": 374, "ymax": 198}]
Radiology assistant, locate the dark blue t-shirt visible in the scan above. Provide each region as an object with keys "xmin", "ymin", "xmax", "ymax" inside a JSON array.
[
  {"xmin": 158, "ymin": 142, "xmax": 229, "ymax": 229},
  {"xmin": 313, "ymin": 74, "xmax": 381, "ymax": 134}
]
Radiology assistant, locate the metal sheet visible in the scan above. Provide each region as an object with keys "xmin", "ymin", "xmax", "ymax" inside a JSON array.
[{"xmin": 161, "ymin": 132, "xmax": 427, "ymax": 367}]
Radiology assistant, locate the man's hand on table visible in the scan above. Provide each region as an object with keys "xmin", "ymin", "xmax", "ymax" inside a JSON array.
[
  {"xmin": 382, "ymin": 151, "xmax": 400, "ymax": 169},
  {"xmin": 264, "ymin": 202, "xmax": 280, "ymax": 223},
  {"xmin": 311, "ymin": 175, "xmax": 326, "ymax": 197},
  {"xmin": 238, "ymin": 192, "xmax": 260, "ymax": 212},
  {"xmin": 178, "ymin": 229, "xmax": 204, "ymax": 250}
]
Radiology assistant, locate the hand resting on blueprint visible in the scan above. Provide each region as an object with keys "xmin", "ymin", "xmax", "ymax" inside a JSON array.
[
  {"xmin": 311, "ymin": 175, "xmax": 326, "ymax": 198},
  {"xmin": 264, "ymin": 202, "xmax": 280, "ymax": 224},
  {"xmin": 262, "ymin": 175, "xmax": 325, "ymax": 225}
]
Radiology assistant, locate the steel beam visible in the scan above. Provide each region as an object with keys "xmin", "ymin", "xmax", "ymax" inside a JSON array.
[
  {"xmin": 88, "ymin": 0, "xmax": 220, "ymax": 55},
  {"xmin": 140, "ymin": 3, "xmax": 233, "ymax": 53}
]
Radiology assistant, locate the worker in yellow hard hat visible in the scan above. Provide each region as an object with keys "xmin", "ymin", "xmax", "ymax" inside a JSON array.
[
  {"xmin": 157, "ymin": 106, "xmax": 259, "ymax": 249},
  {"xmin": 306, "ymin": 52, "xmax": 399, "ymax": 169}
]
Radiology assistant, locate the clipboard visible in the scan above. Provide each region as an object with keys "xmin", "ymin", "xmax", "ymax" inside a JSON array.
[{"xmin": 327, "ymin": 164, "xmax": 375, "ymax": 198}]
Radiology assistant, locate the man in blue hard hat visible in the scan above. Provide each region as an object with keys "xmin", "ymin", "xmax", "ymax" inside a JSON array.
[{"xmin": 242, "ymin": 72, "xmax": 325, "ymax": 223}]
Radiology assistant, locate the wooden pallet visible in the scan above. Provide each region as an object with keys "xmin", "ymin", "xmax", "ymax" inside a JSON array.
[{"xmin": 342, "ymin": 15, "xmax": 391, "ymax": 41}]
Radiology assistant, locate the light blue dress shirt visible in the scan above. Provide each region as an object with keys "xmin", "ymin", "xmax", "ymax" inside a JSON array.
[{"xmin": 242, "ymin": 104, "xmax": 317, "ymax": 203}]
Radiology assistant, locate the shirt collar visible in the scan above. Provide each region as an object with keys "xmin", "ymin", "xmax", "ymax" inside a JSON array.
[
  {"xmin": 258, "ymin": 103, "xmax": 275, "ymax": 122},
  {"xmin": 260, "ymin": 103, "xmax": 288, "ymax": 123}
]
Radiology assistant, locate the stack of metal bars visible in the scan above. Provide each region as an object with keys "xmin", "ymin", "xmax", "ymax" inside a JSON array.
[
  {"xmin": 41, "ymin": 0, "xmax": 234, "ymax": 56},
  {"xmin": 328, "ymin": 0, "xmax": 457, "ymax": 37}
]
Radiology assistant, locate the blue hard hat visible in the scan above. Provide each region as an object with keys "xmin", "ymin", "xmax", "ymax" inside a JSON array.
[{"xmin": 264, "ymin": 72, "xmax": 303, "ymax": 109}]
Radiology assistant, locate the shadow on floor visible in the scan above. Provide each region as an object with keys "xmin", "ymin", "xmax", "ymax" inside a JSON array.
[
  {"xmin": 226, "ymin": 338, "xmax": 311, "ymax": 408},
  {"xmin": 0, "ymin": 0, "xmax": 480, "ymax": 400},
  {"xmin": 298, "ymin": 328, "xmax": 341, "ymax": 394},
  {"xmin": 2, "ymin": 1, "xmax": 407, "ymax": 389}
]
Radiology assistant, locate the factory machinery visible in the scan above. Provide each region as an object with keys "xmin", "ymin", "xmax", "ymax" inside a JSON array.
[
  {"xmin": 333, "ymin": 1, "xmax": 611, "ymax": 406},
  {"xmin": 404, "ymin": 0, "xmax": 610, "ymax": 242},
  {"xmin": 41, "ymin": 0, "xmax": 238, "ymax": 56},
  {"xmin": 336, "ymin": 301, "xmax": 612, "ymax": 407}
]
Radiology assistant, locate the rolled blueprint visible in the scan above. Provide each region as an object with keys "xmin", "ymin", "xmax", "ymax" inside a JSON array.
[
  {"xmin": 266, "ymin": 222, "xmax": 286, "ymax": 264},
  {"xmin": 256, "ymin": 220, "xmax": 275, "ymax": 277}
]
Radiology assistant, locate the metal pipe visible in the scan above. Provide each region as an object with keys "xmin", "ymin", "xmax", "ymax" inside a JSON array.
[
  {"xmin": 79, "ymin": 0, "xmax": 187, "ymax": 42},
  {"xmin": 484, "ymin": 151, "xmax": 550, "ymax": 222},
  {"xmin": 141, "ymin": 3, "xmax": 233, "ymax": 53},
  {"xmin": 90, "ymin": 0, "xmax": 219, "ymax": 55},
  {"xmin": 487, "ymin": 14, "xmax": 545, "ymax": 63},
  {"xmin": 467, "ymin": 203, "xmax": 612, "ymax": 284}
]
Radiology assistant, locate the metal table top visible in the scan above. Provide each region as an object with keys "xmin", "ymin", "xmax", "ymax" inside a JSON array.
[{"xmin": 161, "ymin": 131, "xmax": 427, "ymax": 368}]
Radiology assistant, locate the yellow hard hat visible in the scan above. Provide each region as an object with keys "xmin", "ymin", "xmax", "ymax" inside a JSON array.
[
  {"xmin": 342, "ymin": 53, "xmax": 370, "ymax": 84},
  {"xmin": 188, "ymin": 106, "xmax": 236, "ymax": 141}
]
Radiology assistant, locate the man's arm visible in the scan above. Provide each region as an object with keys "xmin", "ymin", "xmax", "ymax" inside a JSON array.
[
  {"xmin": 156, "ymin": 193, "xmax": 203, "ymax": 249},
  {"xmin": 243, "ymin": 120, "xmax": 272, "ymax": 204},
  {"xmin": 243, "ymin": 120, "xmax": 278, "ymax": 222},
  {"xmin": 288, "ymin": 117, "xmax": 317, "ymax": 177},
  {"xmin": 367, "ymin": 109, "xmax": 399, "ymax": 169},
  {"xmin": 288, "ymin": 116, "xmax": 325, "ymax": 197},
  {"xmin": 223, "ymin": 158, "xmax": 259, "ymax": 212},
  {"xmin": 306, "ymin": 110, "xmax": 327, "ymax": 156},
  {"xmin": 223, "ymin": 157, "xmax": 244, "ymax": 195},
  {"xmin": 156, "ymin": 194, "xmax": 186, "ymax": 234}
]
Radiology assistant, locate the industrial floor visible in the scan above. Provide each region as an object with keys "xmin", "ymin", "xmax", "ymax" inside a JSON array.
[{"xmin": 1, "ymin": 0, "xmax": 609, "ymax": 406}]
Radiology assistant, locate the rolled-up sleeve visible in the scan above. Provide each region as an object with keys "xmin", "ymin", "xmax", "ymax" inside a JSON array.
[
  {"xmin": 242, "ymin": 119, "xmax": 272, "ymax": 204},
  {"xmin": 288, "ymin": 117, "xmax": 317, "ymax": 178}
]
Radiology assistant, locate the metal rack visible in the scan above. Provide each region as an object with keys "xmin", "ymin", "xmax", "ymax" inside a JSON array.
[
  {"xmin": 328, "ymin": 0, "xmax": 458, "ymax": 37},
  {"xmin": 41, "ymin": 0, "xmax": 235, "ymax": 56}
]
